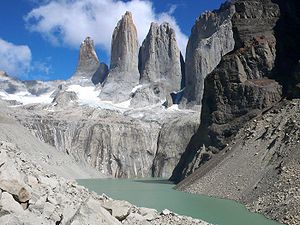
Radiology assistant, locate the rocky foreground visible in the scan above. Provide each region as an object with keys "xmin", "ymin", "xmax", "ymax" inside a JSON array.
[{"xmin": 0, "ymin": 139, "xmax": 210, "ymax": 225}]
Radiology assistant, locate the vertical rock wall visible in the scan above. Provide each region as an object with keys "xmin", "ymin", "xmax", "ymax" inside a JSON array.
[
  {"xmin": 171, "ymin": 0, "xmax": 283, "ymax": 182},
  {"xmin": 100, "ymin": 12, "xmax": 140, "ymax": 103},
  {"xmin": 182, "ymin": 3, "xmax": 235, "ymax": 107},
  {"xmin": 131, "ymin": 22, "xmax": 183, "ymax": 107}
]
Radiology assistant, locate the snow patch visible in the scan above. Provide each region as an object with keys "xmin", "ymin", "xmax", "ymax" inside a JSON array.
[
  {"xmin": 0, "ymin": 83, "xmax": 173, "ymax": 113},
  {"xmin": 167, "ymin": 104, "xmax": 179, "ymax": 111},
  {"xmin": 67, "ymin": 85, "xmax": 100, "ymax": 106},
  {"xmin": 0, "ymin": 90, "xmax": 54, "ymax": 105},
  {"xmin": 66, "ymin": 85, "xmax": 131, "ymax": 112},
  {"xmin": 131, "ymin": 84, "xmax": 143, "ymax": 94}
]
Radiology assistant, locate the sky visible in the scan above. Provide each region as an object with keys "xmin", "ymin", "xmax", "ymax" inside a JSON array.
[{"xmin": 0, "ymin": 0, "xmax": 225, "ymax": 81}]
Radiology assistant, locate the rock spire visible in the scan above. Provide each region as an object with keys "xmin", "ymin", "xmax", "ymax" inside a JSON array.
[
  {"xmin": 139, "ymin": 22, "xmax": 182, "ymax": 91},
  {"xmin": 73, "ymin": 37, "xmax": 99, "ymax": 78},
  {"xmin": 100, "ymin": 11, "xmax": 140, "ymax": 102}
]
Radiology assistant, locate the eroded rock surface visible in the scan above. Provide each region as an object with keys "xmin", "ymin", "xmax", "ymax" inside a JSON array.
[
  {"xmin": 11, "ymin": 103, "xmax": 198, "ymax": 179},
  {"xmin": 171, "ymin": 1, "xmax": 300, "ymax": 224}
]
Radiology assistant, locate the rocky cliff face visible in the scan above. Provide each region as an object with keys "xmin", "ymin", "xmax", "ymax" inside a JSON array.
[
  {"xmin": 100, "ymin": 12, "xmax": 140, "ymax": 102},
  {"xmin": 171, "ymin": 0, "xmax": 282, "ymax": 181},
  {"xmin": 171, "ymin": 0, "xmax": 300, "ymax": 224},
  {"xmin": 110, "ymin": 12, "xmax": 139, "ymax": 73},
  {"xmin": 182, "ymin": 3, "xmax": 235, "ymax": 107},
  {"xmin": 139, "ymin": 22, "xmax": 182, "ymax": 89},
  {"xmin": 12, "ymin": 104, "xmax": 198, "ymax": 179},
  {"xmin": 134, "ymin": 22, "xmax": 182, "ymax": 107},
  {"xmin": 152, "ymin": 115, "xmax": 199, "ymax": 177},
  {"xmin": 72, "ymin": 37, "xmax": 100, "ymax": 79}
]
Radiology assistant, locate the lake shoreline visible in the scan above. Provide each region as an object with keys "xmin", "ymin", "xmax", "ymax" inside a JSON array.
[{"xmin": 78, "ymin": 178, "xmax": 283, "ymax": 225}]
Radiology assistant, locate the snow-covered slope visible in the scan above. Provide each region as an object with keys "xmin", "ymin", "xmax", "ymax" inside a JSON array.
[
  {"xmin": 0, "ymin": 90, "xmax": 54, "ymax": 105},
  {"xmin": 0, "ymin": 73, "xmax": 180, "ymax": 113}
]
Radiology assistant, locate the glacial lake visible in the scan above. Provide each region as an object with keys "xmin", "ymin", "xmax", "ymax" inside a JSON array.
[{"xmin": 77, "ymin": 179, "xmax": 283, "ymax": 225}]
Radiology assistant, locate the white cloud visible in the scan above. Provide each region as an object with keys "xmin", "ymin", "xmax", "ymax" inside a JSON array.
[
  {"xmin": 32, "ymin": 61, "xmax": 52, "ymax": 75},
  {"xmin": 0, "ymin": 38, "xmax": 52, "ymax": 79},
  {"xmin": 0, "ymin": 38, "xmax": 32, "ymax": 77},
  {"xmin": 25, "ymin": 0, "xmax": 188, "ymax": 56}
]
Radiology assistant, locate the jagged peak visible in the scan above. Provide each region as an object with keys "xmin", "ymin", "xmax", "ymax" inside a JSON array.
[
  {"xmin": 147, "ymin": 22, "xmax": 176, "ymax": 38},
  {"xmin": 193, "ymin": 3, "xmax": 235, "ymax": 39},
  {"xmin": 72, "ymin": 36, "xmax": 100, "ymax": 79},
  {"xmin": 116, "ymin": 11, "xmax": 136, "ymax": 30},
  {"xmin": 110, "ymin": 11, "xmax": 139, "ymax": 71},
  {"xmin": 79, "ymin": 36, "xmax": 99, "ymax": 63},
  {"xmin": 149, "ymin": 22, "xmax": 159, "ymax": 30},
  {"xmin": 124, "ymin": 11, "xmax": 132, "ymax": 18},
  {"xmin": 138, "ymin": 17, "xmax": 182, "ymax": 97},
  {"xmin": 81, "ymin": 36, "xmax": 93, "ymax": 46}
]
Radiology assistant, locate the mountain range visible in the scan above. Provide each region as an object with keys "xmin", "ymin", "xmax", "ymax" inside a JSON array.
[{"xmin": 0, "ymin": 0, "xmax": 300, "ymax": 224}]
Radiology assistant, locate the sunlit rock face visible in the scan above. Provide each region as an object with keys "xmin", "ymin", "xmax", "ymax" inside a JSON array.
[
  {"xmin": 72, "ymin": 37, "xmax": 100, "ymax": 79},
  {"xmin": 182, "ymin": 3, "xmax": 236, "ymax": 107},
  {"xmin": 131, "ymin": 22, "xmax": 183, "ymax": 108},
  {"xmin": 100, "ymin": 11, "xmax": 140, "ymax": 103},
  {"xmin": 17, "ymin": 106, "xmax": 199, "ymax": 179}
]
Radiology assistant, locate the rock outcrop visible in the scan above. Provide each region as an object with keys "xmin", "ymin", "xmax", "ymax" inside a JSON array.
[
  {"xmin": 182, "ymin": 3, "xmax": 235, "ymax": 107},
  {"xmin": 52, "ymin": 90, "xmax": 78, "ymax": 107},
  {"xmin": 100, "ymin": 12, "xmax": 140, "ymax": 102},
  {"xmin": 152, "ymin": 115, "xmax": 199, "ymax": 177},
  {"xmin": 133, "ymin": 22, "xmax": 183, "ymax": 107},
  {"xmin": 130, "ymin": 83, "xmax": 168, "ymax": 108},
  {"xmin": 171, "ymin": 0, "xmax": 282, "ymax": 181},
  {"xmin": 72, "ymin": 37, "xmax": 100, "ymax": 79}
]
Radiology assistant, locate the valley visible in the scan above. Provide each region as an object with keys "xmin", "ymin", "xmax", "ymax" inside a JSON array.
[{"xmin": 0, "ymin": 0, "xmax": 300, "ymax": 224}]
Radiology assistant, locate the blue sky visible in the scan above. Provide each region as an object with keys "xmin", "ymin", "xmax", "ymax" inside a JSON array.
[{"xmin": 0, "ymin": 0, "xmax": 225, "ymax": 81}]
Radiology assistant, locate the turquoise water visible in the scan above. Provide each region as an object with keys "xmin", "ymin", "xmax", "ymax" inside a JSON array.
[{"xmin": 77, "ymin": 179, "xmax": 283, "ymax": 225}]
